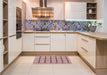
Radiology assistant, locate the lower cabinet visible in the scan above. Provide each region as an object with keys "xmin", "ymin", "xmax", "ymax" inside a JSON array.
[
  {"xmin": 16, "ymin": 38, "xmax": 22, "ymax": 54},
  {"xmin": 22, "ymin": 33, "xmax": 78, "ymax": 52},
  {"xmin": 51, "ymin": 33, "xmax": 66, "ymax": 51},
  {"xmin": 0, "ymin": 40, "xmax": 3, "ymax": 73},
  {"xmin": 22, "ymin": 33, "xmax": 35, "ymax": 51},
  {"xmin": 8, "ymin": 36, "xmax": 17, "ymax": 64},
  {"xmin": 66, "ymin": 34, "xmax": 77, "ymax": 51},
  {"xmin": 35, "ymin": 33, "xmax": 50, "ymax": 51},
  {"xmin": 78, "ymin": 35, "xmax": 96, "ymax": 68}
]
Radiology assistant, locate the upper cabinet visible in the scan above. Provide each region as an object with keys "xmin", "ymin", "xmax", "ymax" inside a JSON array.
[
  {"xmin": 8, "ymin": 0, "xmax": 16, "ymax": 36},
  {"xmin": 65, "ymin": 2, "xmax": 86, "ymax": 20},
  {"xmin": 87, "ymin": 3, "xmax": 97, "ymax": 19},
  {"xmin": 0, "ymin": 0, "xmax": 3, "ymax": 39}
]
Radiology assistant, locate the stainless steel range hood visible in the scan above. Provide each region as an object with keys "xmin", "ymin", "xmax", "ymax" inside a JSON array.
[{"xmin": 32, "ymin": 0, "xmax": 54, "ymax": 19}]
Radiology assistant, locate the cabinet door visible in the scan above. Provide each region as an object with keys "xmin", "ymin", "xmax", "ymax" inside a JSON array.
[
  {"xmin": 88, "ymin": 37, "xmax": 96, "ymax": 68},
  {"xmin": 16, "ymin": 38, "xmax": 22, "ymax": 54},
  {"xmin": 22, "ymin": 33, "xmax": 35, "ymax": 51},
  {"xmin": 66, "ymin": 34, "xmax": 77, "ymax": 51},
  {"xmin": 8, "ymin": 36, "xmax": 17, "ymax": 64},
  {"xmin": 65, "ymin": 2, "xmax": 86, "ymax": 19},
  {"xmin": 0, "ymin": 0, "xmax": 3, "ymax": 38},
  {"xmin": 51, "ymin": 33, "xmax": 66, "ymax": 51},
  {"xmin": 0, "ymin": 40, "xmax": 3, "ymax": 72},
  {"xmin": 8, "ymin": 0, "xmax": 16, "ymax": 36}
]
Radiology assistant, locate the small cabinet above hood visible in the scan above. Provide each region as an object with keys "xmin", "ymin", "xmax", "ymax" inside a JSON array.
[{"xmin": 32, "ymin": 0, "xmax": 54, "ymax": 19}]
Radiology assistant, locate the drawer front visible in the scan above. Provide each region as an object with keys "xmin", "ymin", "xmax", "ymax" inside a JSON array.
[
  {"xmin": 79, "ymin": 35, "xmax": 89, "ymax": 48},
  {"xmin": 35, "ymin": 33, "xmax": 50, "ymax": 37},
  {"xmin": 35, "ymin": 45, "xmax": 50, "ymax": 51},
  {"xmin": 35, "ymin": 37, "xmax": 50, "ymax": 44}
]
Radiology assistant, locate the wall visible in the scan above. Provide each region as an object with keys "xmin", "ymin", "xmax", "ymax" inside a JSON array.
[
  {"xmin": 23, "ymin": 0, "xmax": 39, "ymax": 20},
  {"xmin": 25, "ymin": 20, "xmax": 97, "ymax": 32},
  {"xmin": 104, "ymin": 0, "xmax": 107, "ymax": 33},
  {"xmin": 94, "ymin": 0, "xmax": 104, "ymax": 32},
  {"xmin": 48, "ymin": 0, "xmax": 65, "ymax": 20},
  {"xmin": 23, "ymin": 0, "xmax": 94, "ymax": 20},
  {"xmin": 16, "ymin": 0, "xmax": 23, "ymax": 8}
]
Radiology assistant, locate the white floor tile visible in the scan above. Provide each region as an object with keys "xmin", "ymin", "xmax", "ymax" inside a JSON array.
[{"xmin": 2, "ymin": 56, "xmax": 96, "ymax": 75}]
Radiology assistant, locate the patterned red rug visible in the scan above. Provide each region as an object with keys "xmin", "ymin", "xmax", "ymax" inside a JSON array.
[{"xmin": 33, "ymin": 56, "xmax": 71, "ymax": 64}]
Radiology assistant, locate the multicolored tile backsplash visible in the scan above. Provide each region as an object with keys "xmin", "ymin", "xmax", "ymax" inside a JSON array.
[{"xmin": 25, "ymin": 20, "xmax": 90, "ymax": 31}]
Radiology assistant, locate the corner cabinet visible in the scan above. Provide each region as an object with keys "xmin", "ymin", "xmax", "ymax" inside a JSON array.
[
  {"xmin": 65, "ymin": 2, "xmax": 86, "ymax": 19},
  {"xmin": 78, "ymin": 34, "xmax": 96, "ymax": 68},
  {"xmin": 51, "ymin": 33, "xmax": 66, "ymax": 51}
]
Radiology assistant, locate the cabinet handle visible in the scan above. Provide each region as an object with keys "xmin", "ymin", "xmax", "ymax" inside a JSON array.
[
  {"xmin": 81, "ymin": 38, "xmax": 88, "ymax": 42},
  {"xmin": 35, "ymin": 36, "xmax": 49, "ymax": 38},
  {"xmin": 81, "ymin": 47, "xmax": 88, "ymax": 52},
  {"xmin": 9, "ymin": 34, "xmax": 16, "ymax": 37},
  {"xmin": 36, "ymin": 43, "xmax": 49, "ymax": 45}
]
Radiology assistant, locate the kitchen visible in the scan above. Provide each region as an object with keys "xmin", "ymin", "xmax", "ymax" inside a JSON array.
[{"xmin": 0, "ymin": 0, "xmax": 107, "ymax": 75}]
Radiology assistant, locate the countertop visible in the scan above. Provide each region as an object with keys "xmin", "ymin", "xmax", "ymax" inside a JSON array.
[{"xmin": 22, "ymin": 31, "xmax": 107, "ymax": 40}]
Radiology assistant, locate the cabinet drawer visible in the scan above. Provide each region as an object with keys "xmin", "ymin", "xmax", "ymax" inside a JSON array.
[
  {"xmin": 35, "ymin": 45, "xmax": 50, "ymax": 51},
  {"xmin": 35, "ymin": 37, "xmax": 50, "ymax": 44},
  {"xmin": 35, "ymin": 33, "xmax": 50, "ymax": 37},
  {"xmin": 79, "ymin": 35, "xmax": 89, "ymax": 45}
]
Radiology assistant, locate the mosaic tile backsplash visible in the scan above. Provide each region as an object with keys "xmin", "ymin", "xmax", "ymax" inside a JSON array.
[{"xmin": 25, "ymin": 20, "xmax": 90, "ymax": 31}]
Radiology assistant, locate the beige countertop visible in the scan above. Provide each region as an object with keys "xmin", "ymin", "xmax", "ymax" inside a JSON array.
[{"xmin": 22, "ymin": 31, "xmax": 107, "ymax": 40}]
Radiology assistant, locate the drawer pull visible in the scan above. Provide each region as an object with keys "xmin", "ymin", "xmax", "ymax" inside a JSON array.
[
  {"xmin": 81, "ymin": 38, "xmax": 88, "ymax": 42},
  {"xmin": 81, "ymin": 47, "xmax": 88, "ymax": 52},
  {"xmin": 36, "ymin": 43, "xmax": 49, "ymax": 45},
  {"xmin": 35, "ymin": 36, "xmax": 49, "ymax": 38}
]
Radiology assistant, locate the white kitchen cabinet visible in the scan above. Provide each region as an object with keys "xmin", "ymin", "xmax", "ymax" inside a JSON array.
[
  {"xmin": 66, "ymin": 34, "xmax": 77, "ymax": 51},
  {"xmin": 22, "ymin": 33, "xmax": 35, "ymax": 51},
  {"xmin": 35, "ymin": 33, "xmax": 50, "ymax": 51},
  {"xmin": 65, "ymin": 2, "xmax": 86, "ymax": 19},
  {"xmin": 8, "ymin": 0, "xmax": 16, "ymax": 36},
  {"xmin": 0, "ymin": 52, "xmax": 3, "ymax": 73},
  {"xmin": 8, "ymin": 36, "xmax": 17, "ymax": 63},
  {"xmin": 78, "ymin": 35, "xmax": 96, "ymax": 68},
  {"xmin": 51, "ymin": 33, "xmax": 66, "ymax": 51},
  {"xmin": 0, "ymin": 0, "xmax": 3, "ymax": 39},
  {"xmin": 0, "ymin": 40, "xmax": 3, "ymax": 73},
  {"xmin": 16, "ymin": 38, "xmax": 22, "ymax": 54}
]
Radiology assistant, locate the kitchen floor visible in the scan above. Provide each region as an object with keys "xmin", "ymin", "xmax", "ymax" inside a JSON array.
[{"xmin": 2, "ymin": 55, "xmax": 96, "ymax": 75}]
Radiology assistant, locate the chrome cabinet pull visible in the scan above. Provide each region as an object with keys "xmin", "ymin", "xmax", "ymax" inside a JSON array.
[{"xmin": 81, "ymin": 47, "xmax": 88, "ymax": 52}]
